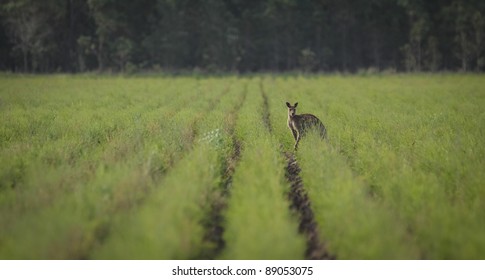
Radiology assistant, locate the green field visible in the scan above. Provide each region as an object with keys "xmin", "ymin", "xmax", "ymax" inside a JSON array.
[{"xmin": 0, "ymin": 74, "xmax": 484, "ymax": 259}]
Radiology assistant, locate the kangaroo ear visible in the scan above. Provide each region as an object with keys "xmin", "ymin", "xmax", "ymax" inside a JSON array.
[
  {"xmin": 286, "ymin": 102, "xmax": 291, "ymax": 108},
  {"xmin": 294, "ymin": 102, "xmax": 298, "ymax": 108}
]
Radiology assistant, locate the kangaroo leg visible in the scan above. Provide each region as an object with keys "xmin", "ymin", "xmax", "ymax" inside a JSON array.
[
  {"xmin": 291, "ymin": 128, "xmax": 297, "ymax": 141},
  {"xmin": 320, "ymin": 125, "xmax": 327, "ymax": 139},
  {"xmin": 294, "ymin": 131, "xmax": 301, "ymax": 150}
]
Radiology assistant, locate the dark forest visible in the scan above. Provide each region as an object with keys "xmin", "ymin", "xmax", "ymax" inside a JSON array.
[{"xmin": 1, "ymin": 0, "xmax": 484, "ymax": 73}]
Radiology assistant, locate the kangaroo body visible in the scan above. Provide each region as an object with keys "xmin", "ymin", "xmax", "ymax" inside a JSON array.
[{"xmin": 286, "ymin": 102, "xmax": 326, "ymax": 150}]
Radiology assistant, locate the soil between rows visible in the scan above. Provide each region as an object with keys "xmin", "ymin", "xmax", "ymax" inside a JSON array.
[
  {"xmin": 284, "ymin": 152, "xmax": 335, "ymax": 260},
  {"xmin": 198, "ymin": 86, "xmax": 247, "ymax": 259}
]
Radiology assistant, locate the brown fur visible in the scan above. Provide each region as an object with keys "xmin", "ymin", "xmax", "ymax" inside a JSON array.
[{"xmin": 286, "ymin": 102, "xmax": 326, "ymax": 150}]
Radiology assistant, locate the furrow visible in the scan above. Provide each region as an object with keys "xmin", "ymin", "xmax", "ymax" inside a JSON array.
[
  {"xmin": 260, "ymin": 78, "xmax": 273, "ymax": 133},
  {"xmin": 284, "ymin": 152, "xmax": 335, "ymax": 260},
  {"xmin": 198, "ymin": 83, "xmax": 247, "ymax": 259}
]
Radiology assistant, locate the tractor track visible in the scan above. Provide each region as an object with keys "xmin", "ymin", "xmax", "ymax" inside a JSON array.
[
  {"xmin": 260, "ymin": 78, "xmax": 273, "ymax": 133},
  {"xmin": 198, "ymin": 83, "xmax": 247, "ymax": 259},
  {"xmin": 284, "ymin": 152, "xmax": 335, "ymax": 259}
]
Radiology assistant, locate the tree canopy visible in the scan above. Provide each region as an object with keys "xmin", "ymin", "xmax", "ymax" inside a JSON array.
[{"xmin": 1, "ymin": 0, "xmax": 484, "ymax": 73}]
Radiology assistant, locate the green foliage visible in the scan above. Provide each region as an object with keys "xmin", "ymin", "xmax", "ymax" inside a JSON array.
[
  {"xmin": 2, "ymin": 1, "xmax": 485, "ymax": 72},
  {"xmin": 0, "ymin": 74, "xmax": 484, "ymax": 259},
  {"xmin": 0, "ymin": 75, "xmax": 218, "ymax": 258},
  {"xmin": 298, "ymin": 134, "xmax": 419, "ymax": 259}
]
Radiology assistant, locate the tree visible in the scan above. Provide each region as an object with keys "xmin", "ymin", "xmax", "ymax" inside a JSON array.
[
  {"xmin": 471, "ymin": 11, "xmax": 485, "ymax": 71},
  {"xmin": 86, "ymin": 0, "xmax": 116, "ymax": 71},
  {"xmin": 453, "ymin": 1, "xmax": 474, "ymax": 71},
  {"xmin": 77, "ymin": 35, "xmax": 98, "ymax": 72},
  {"xmin": 424, "ymin": 36, "xmax": 441, "ymax": 71},
  {"xmin": 0, "ymin": 0, "xmax": 484, "ymax": 73},
  {"xmin": 1, "ymin": 1, "xmax": 52, "ymax": 72},
  {"xmin": 299, "ymin": 48, "xmax": 317, "ymax": 72},
  {"xmin": 113, "ymin": 36, "xmax": 133, "ymax": 72}
]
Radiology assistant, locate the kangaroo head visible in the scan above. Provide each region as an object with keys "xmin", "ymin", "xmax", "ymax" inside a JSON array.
[{"xmin": 286, "ymin": 102, "xmax": 298, "ymax": 117}]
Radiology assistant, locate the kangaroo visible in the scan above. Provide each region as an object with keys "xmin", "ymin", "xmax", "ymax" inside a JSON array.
[{"xmin": 286, "ymin": 102, "xmax": 327, "ymax": 150}]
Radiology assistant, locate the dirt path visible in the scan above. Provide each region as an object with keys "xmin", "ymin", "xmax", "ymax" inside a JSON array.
[
  {"xmin": 284, "ymin": 153, "xmax": 335, "ymax": 259},
  {"xmin": 199, "ymin": 84, "xmax": 247, "ymax": 259},
  {"xmin": 260, "ymin": 78, "xmax": 273, "ymax": 133}
]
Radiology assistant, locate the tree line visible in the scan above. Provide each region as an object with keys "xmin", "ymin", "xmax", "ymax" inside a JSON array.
[{"xmin": 1, "ymin": 0, "xmax": 484, "ymax": 73}]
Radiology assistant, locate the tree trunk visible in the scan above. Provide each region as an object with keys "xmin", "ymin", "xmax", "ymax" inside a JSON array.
[
  {"xmin": 372, "ymin": 29, "xmax": 381, "ymax": 69},
  {"xmin": 341, "ymin": 28, "xmax": 347, "ymax": 71},
  {"xmin": 315, "ymin": 25, "xmax": 322, "ymax": 69},
  {"xmin": 461, "ymin": 31, "xmax": 467, "ymax": 71},
  {"xmin": 23, "ymin": 50, "xmax": 28, "ymax": 72},
  {"xmin": 417, "ymin": 40, "xmax": 422, "ymax": 71},
  {"xmin": 97, "ymin": 37, "xmax": 104, "ymax": 71}
]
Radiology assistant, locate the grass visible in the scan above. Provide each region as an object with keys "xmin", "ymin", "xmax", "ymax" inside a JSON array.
[{"xmin": 0, "ymin": 74, "xmax": 484, "ymax": 259}]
